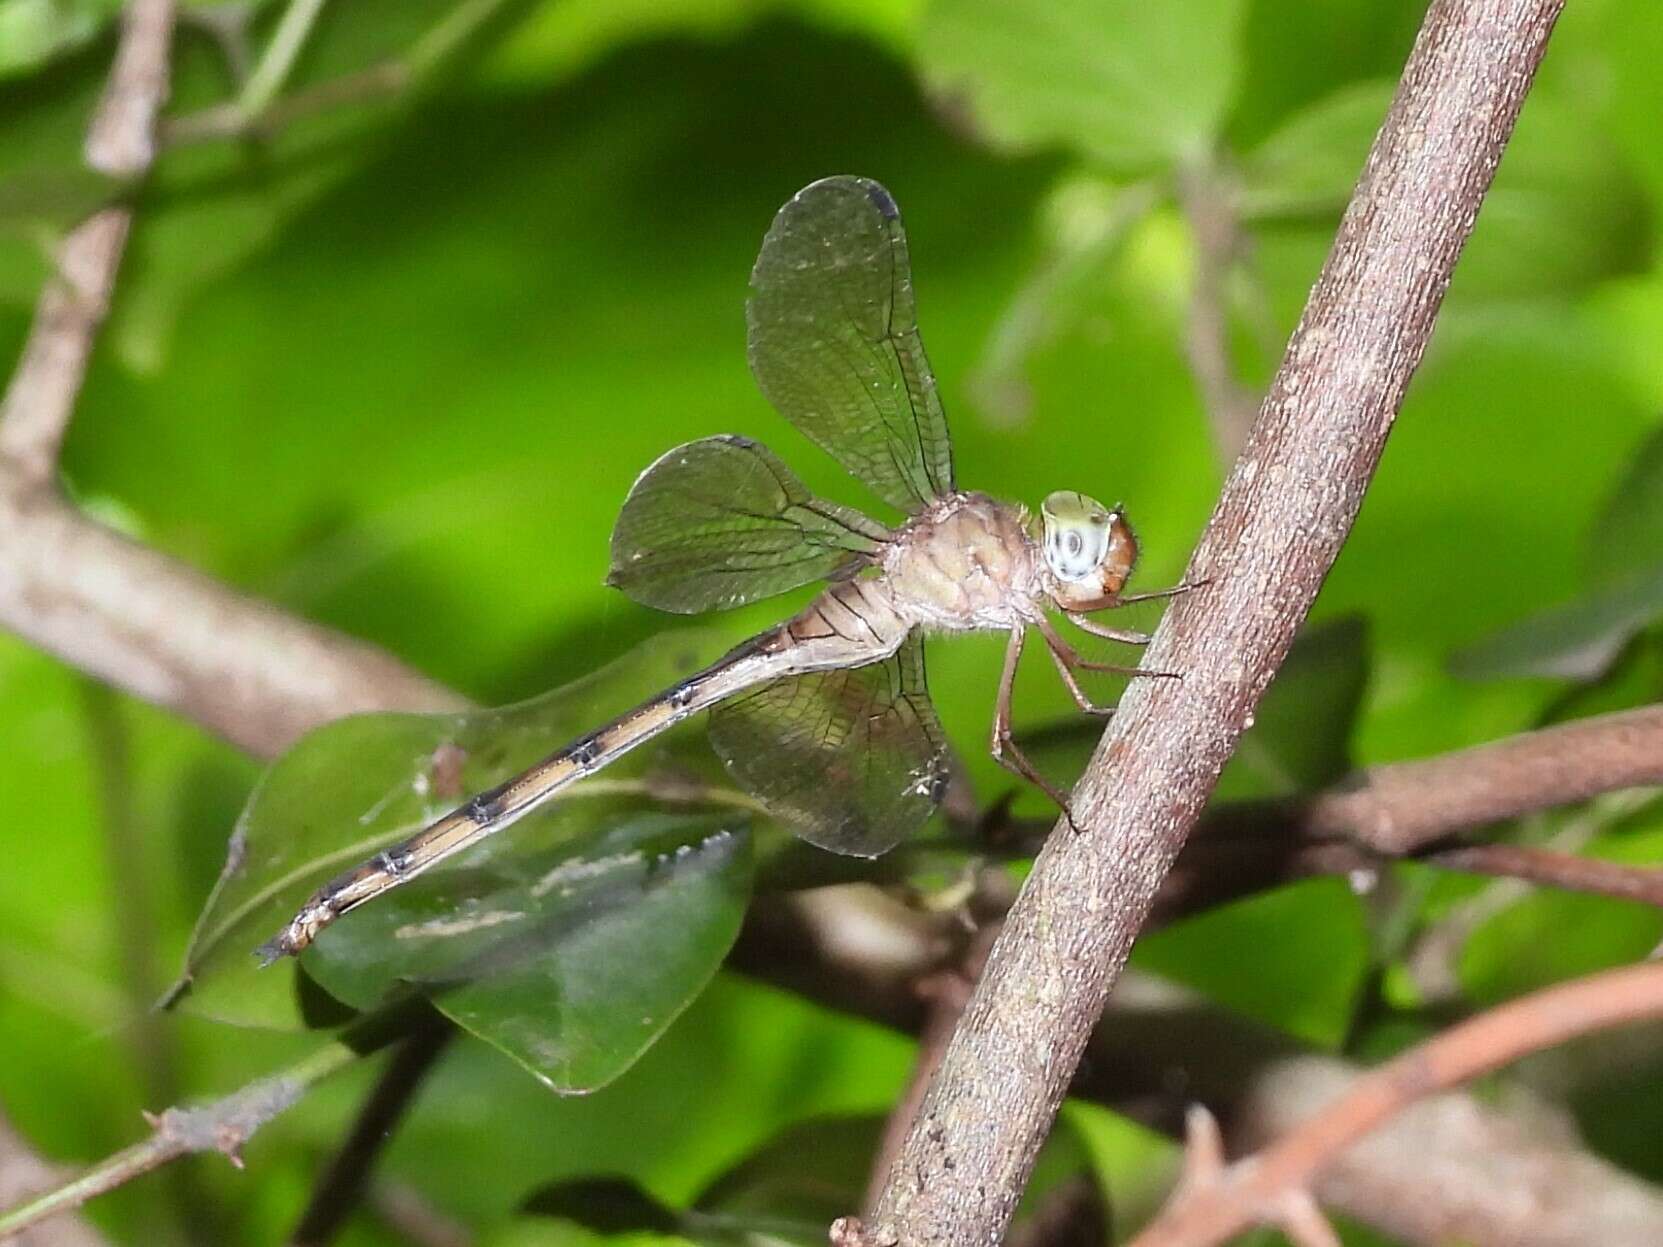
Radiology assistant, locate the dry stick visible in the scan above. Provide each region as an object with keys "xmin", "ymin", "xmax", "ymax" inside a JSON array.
[
  {"xmin": 1127, "ymin": 960, "xmax": 1663, "ymax": 1247},
  {"xmin": 289, "ymin": 1018, "xmax": 456, "ymax": 1247},
  {"xmin": 861, "ymin": 4, "xmax": 1568, "ymax": 1243}
]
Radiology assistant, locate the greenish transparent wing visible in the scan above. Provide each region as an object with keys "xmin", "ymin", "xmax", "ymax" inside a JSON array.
[
  {"xmin": 608, "ymin": 435, "xmax": 889, "ymax": 614},
  {"xmin": 708, "ymin": 632, "xmax": 948, "ymax": 857},
  {"xmin": 747, "ymin": 176, "xmax": 955, "ymax": 514}
]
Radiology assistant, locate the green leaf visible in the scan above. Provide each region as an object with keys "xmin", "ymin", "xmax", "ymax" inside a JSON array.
[
  {"xmin": 1238, "ymin": 81, "xmax": 1392, "ymax": 220},
  {"xmin": 1456, "ymin": 90, "xmax": 1651, "ymax": 299},
  {"xmin": 1448, "ymin": 422, "xmax": 1663, "ymax": 683},
  {"xmin": 1461, "ymin": 887, "xmax": 1663, "ymax": 1006},
  {"xmin": 1450, "ymin": 425, "xmax": 1663, "ymax": 685},
  {"xmin": 1132, "ymin": 878, "xmax": 1368, "ymax": 1049},
  {"xmin": 1587, "ymin": 424, "xmax": 1663, "ymax": 589},
  {"xmin": 971, "ymin": 175, "xmax": 1159, "ymax": 423},
  {"xmin": 171, "ymin": 629, "xmax": 737, "ymax": 1030},
  {"xmin": 0, "ymin": 0, "xmax": 121, "ymax": 78},
  {"xmin": 309, "ymin": 809, "xmax": 753, "ymax": 1094},
  {"xmin": 1448, "ymin": 559, "xmax": 1663, "ymax": 683},
  {"xmin": 1217, "ymin": 614, "xmax": 1368, "ymax": 800},
  {"xmin": 918, "ymin": 0, "xmax": 1247, "ymax": 173},
  {"xmin": 1242, "ymin": 83, "xmax": 1650, "ymax": 299}
]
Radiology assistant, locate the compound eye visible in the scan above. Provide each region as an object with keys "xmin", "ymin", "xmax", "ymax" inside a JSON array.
[{"xmin": 1065, "ymin": 531, "xmax": 1083, "ymax": 559}]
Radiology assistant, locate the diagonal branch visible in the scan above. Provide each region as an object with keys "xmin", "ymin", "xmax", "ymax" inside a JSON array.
[{"xmin": 862, "ymin": 3, "xmax": 1568, "ymax": 1242}]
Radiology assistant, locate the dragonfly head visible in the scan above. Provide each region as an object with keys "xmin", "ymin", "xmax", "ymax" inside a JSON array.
[{"xmin": 1038, "ymin": 490, "xmax": 1138, "ymax": 603}]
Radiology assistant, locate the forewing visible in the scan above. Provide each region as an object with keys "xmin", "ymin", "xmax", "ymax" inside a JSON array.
[
  {"xmin": 708, "ymin": 632, "xmax": 948, "ymax": 857},
  {"xmin": 748, "ymin": 176, "xmax": 955, "ymax": 514},
  {"xmin": 609, "ymin": 435, "xmax": 888, "ymax": 614}
]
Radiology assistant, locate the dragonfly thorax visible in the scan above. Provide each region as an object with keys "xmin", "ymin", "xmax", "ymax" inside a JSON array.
[{"xmin": 882, "ymin": 492, "xmax": 1047, "ymax": 632}]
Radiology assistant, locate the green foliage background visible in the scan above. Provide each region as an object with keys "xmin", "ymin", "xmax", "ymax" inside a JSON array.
[{"xmin": 3, "ymin": 0, "xmax": 1662, "ymax": 1243}]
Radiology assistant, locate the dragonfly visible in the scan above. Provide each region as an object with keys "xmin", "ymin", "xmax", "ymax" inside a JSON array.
[{"xmin": 259, "ymin": 175, "xmax": 1181, "ymax": 964}]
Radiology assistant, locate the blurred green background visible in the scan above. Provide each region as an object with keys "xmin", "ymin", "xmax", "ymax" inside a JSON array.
[{"xmin": 3, "ymin": 0, "xmax": 1663, "ymax": 1243}]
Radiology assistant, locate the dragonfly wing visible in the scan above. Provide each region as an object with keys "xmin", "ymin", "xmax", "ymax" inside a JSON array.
[
  {"xmin": 708, "ymin": 632, "xmax": 948, "ymax": 856},
  {"xmin": 609, "ymin": 435, "xmax": 889, "ymax": 614},
  {"xmin": 748, "ymin": 176, "xmax": 955, "ymax": 515}
]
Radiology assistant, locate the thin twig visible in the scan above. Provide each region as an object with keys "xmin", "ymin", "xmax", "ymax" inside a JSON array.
[
  {"xmin": 1176, "ymin": 166, "xmax": 1259, "ymax": 464},
  {"xmin": 289, "ymin": 1017, "xmax": 455, "ymax": 1247},
  {"xmin": 238, "ymin": 0, "xmax": 330, "ymax": 121},
  {"xmin": 863, "ymin": 5, "xmax": 1567, "ymax": 1242},
  {"xmin": 1127, "ymin": 960, "xmax": 1663, "ymax": 1247},
  {"xmin": 0, "ymin": 1039, "xmax": 363, "ymax": 1241},
  {"xmin": 85, "ymin": 0, "xmax": 177, "ymax": 177},
  {"xmin": 0, "ymin": 490, "xmax": 468, "ymax": 755},
  {"xmin": 160, "ymin": 0, "xmax": 517, "ymax": 147}
]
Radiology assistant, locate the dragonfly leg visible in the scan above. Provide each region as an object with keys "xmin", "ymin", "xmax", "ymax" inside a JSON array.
[
  {"xmin": 1033, "ymin": 617, "xmax": 1116, "ymax": 715},
  {"xmin": 1061, "ymin": 578, "xmax": 1209, "ymax": 640},
  {"xmin": 990, "ymin": 626, "xmax": 1081, "ymax": 831},
  {"xmin": 1042, "ymin": 613, "xmax": 1181, "ymax": 682},
  {"xmin": 1114, "ymin": 579, "xmax": 1209, "ymax": 605},
  {"xmin": 1064, "ymin": 612, "xmax": 1153, "ymax": 646}
]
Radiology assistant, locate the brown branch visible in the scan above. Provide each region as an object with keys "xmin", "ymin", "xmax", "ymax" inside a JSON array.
[
  {"xmin": 1296, "ymin": 703, "xmax": 1663, "ymax": 854},
  {"xmin": 0, "ymin": 489, "xmax": 467, "ymax": 755},
  {"xmin": 862, "ymin": 5, "xmax": 1567, "ymax": 1242},
  {"xmin": 289, "ymin": 1017, "xmax": 456, "ymax": 1247},
  {"xmin": 1128, "ymin": 960, "xmax": 1663, "ymax": 1247}
]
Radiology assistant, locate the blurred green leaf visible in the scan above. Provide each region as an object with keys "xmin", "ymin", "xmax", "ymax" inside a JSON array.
[
  {"xmin": 310, "ymin": 809, "xmax": 753, "ymax": 1093},
  {"xmin": 1587, "ymin": 424, "xmax": 1663, "ymax": 587},
  {"xmin": 1448, "ymin": 569, "xmax": 1663, "ymax": 682},
  {"xmin": 172, "ymin": 630, "xmax": 733, "ymax": 1029},
  {"xmin": 1457, "ymin": 90, "xmax": 1652, "ymax": 299},
  {"xmin": 1241, "ymin": 83, "xmax": 1650, "ymax": 299},
  {"xmin": 971, "ymin": 174, "xmax": 1159, "ymax": 424},
  {"xmin": 1460, "ymin": 887, "xmax": 1663, "ymax": 1005},
  {"xmin": 694, "ymin": 1115, "xmax": 883, "ymax": 1245},
  {"xmin": 918, "ymin": 0, "xmax": 1246, "ymax": 173},
  {"xmin": 1450, "ymin": 426, "xmax": 1663, "ymax": 682},
  {"xmin": 1133, "ymin": 879, "xmax": 1368, "ymax": 1049},
  {"xmin": 1238, "ymin": 80, "xmax": 1390, "ymax": 220},
  {"xmin": 0, "ymin": 0, "xmax": 121, "ymax": 78},
  {"xmin": 1217, "ymin": 614, "xmax": 1368, "ymax": 800}
]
